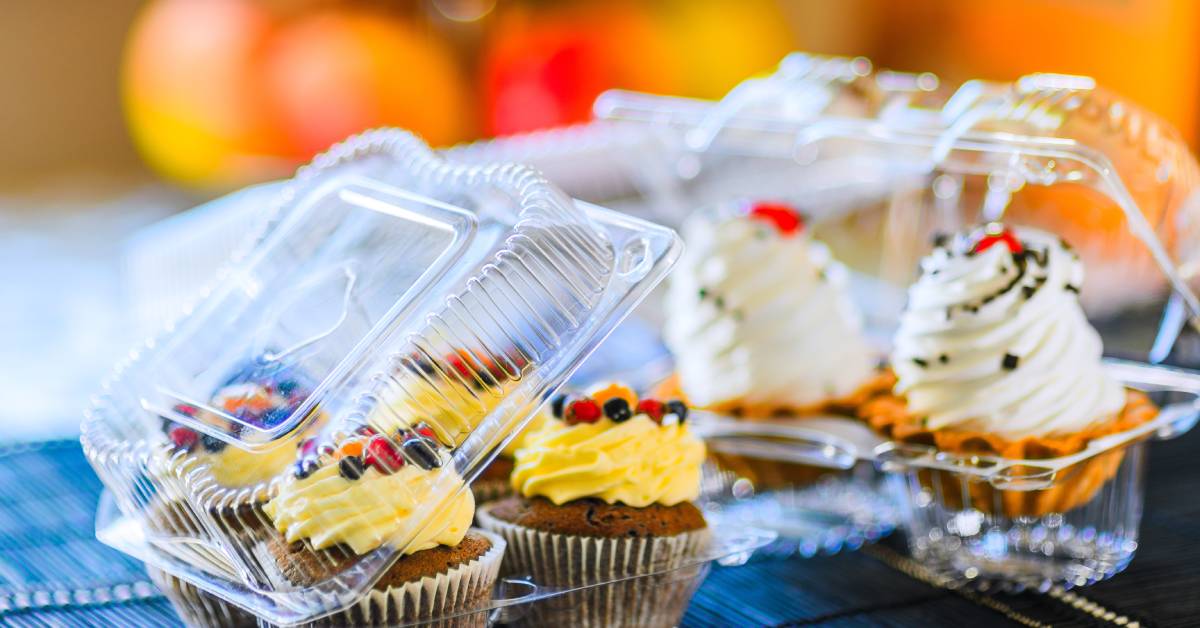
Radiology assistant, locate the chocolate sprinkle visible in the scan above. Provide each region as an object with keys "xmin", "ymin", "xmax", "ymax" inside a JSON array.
[
  {"xmin": 932, "ymin": 233, "xmax": 950, "ymax": 247},
  {"xmin": 939, "ymin": 354, "xmax": 949, "ymax": 364},
  {"xmin": 1065, "ymin": 284, "xmax": 1080, "ymax": 293},
  {"xmin": 912, "ymin": 357, "xmax": 929, "ymax": 368},
  {"xmin": 1022, "ymin": 285, "xmax": 1037, "ymax": 299},
  {"xmin": 1002, "ymin": 353, "xmax": 1019, "ymax": 370}
]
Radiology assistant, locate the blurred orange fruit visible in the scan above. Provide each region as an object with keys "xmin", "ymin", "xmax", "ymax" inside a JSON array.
[{"xmin": 122, "ymin": 0, "xmax": 471, "ymax": 189}]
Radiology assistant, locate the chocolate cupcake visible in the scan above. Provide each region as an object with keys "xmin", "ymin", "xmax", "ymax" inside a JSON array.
[
  {"xmin": 149, "ymin": 356, "xmax": 323, "ymax": 539},
  {"xmin": 256, "ymin": 425, "xmax": 503, "ymax": 626},
  {"xmin": 476, "ymin": 383, "xmax": 709, "ymax": 627}
]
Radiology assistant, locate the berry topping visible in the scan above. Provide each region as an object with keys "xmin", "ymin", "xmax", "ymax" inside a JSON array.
[
  {"xmin": 276, "ymin": 379, "xmax": 300, "ymax": 397},
  {"xmin": 354, "ymin": 425, "xmax": 378, "ymax": 438},
  {"xmin": 171, "ymin": 404, "xmax": 198, "ymax": 417},
  {"xmin": 564, "ymin": 398, "xmax": 602, "ymax": 425},
  {"xmin": 635, "ymin": 398, "xmax": 666, "ymax": 423},
  {"xmin": 747, "ymin": 201, "xmax": 804, "ymax": 236},
  {"xmin": 549, "ymin": 394, "xmax": 570, "ymax": 419},
  {"xmin": 603, "ymin": 398, "xmax": 633, "ymax": 422},
  {"xmin": 168, "ymin": 426, "xmax": 198, "ymax": 451},
  {"xmin": 297, "ymin": 436, "xmax": 317, "ymax": 453},
  {"xmin": 414, "ymin": 424, "xmax": 437, "ymax": 441},
  {"xmin": 588, "ymin": 382, "xmax": 638, "ymax": 408},
  {"xmin": 365, "ymin": 436, "xmax": 405, "ymax": 474},
  {"xmin": 293, "ymin": 457, "xmax": 319, "ymax": 480},
  {"xmin": 337, "ymin": 438, "xmax": 365, "ymax": 459},
  {"xmin": 338, "ymin": 456, "xmax": 365, "ymax": 480},
  {"xmin": 971, "ymin": 223, "xmax": 1023, "ymax": 255},
  {"xmin": 262, "ymin": 407, "xmax": 291, "ymax": 428},
  {"xmin": 402, "ymin": 438, "xmax": 442, "ymax": 470},
  {"xmin": 665, "ymin": 400, "xmax": 689, "ymax": 424},
  {"xmin": 317, "ymin": 443, "xmax": 337, "ymax": 459},
  {"xmin": 200, "ymin": 435, "xmax": 227, "ymax": 453}
]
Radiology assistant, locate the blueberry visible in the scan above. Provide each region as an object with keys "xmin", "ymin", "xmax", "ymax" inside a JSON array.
[
  {"xmin": 665, "ymin": 400, "xmax": 689, "ymax": 423},
  {"xmin": 293, "ymin": 457, "xmax": 319, "ymax": 480},
  {"xmin": 402, "ymin": 438, "xmax": 442, "ymax": 470},
  {"xmin": 550, "ymin": 394, "xmax": 569, "ymax": 419},
  {"xmin": 275, "ymin": 379, "xmax": 299, "ymax": 397},
  {"xmin": 603, "ymin": 398, "xmax": 633, "ymax": 422},
  {"xmin": 338, "ymin": 456, "xmax": 365, "ymax": 480},
  {"xmin": 262, "ymin": 407, "xmax": 291, "ymax": 428},
  {"xmin": 200, "ymin": 435, "xmax": 227, "ymax": 453}
]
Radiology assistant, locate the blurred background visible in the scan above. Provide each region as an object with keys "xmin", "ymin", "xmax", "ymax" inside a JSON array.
[{"xmin": 5, "ymin": 0, "xmax": 1200, "ymax": 437}]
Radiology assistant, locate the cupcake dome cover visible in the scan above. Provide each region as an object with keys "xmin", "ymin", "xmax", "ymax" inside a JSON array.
[{"xmin": 80, "ymin": 129, "xmax": 683, "ymax": 622}]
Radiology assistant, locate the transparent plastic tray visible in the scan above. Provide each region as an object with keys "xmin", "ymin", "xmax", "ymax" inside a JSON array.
[
  {"xmin": 81, "ymin": 130, "xmax": 683, "ymax": 623},
  {"xmin": 97, "ymin": 488, "xmax": 776, "ymax": 627},
  {"xmin": 595, "ymin": 52, "xmax": 1200, "ymax": 588}
]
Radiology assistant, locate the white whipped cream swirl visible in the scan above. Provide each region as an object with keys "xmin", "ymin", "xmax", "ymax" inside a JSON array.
[
  {"xmin": 892, "ymin": 227, "xmax": 1124, "ymax": 438},
  {"xmin": 664, "ymin": 214, "xmax": 876, "ymax": 410}
]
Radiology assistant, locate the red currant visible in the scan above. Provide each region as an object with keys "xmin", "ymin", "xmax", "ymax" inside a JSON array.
[
  {"xmin": 565, "ymin": 398, "xmax": 602, "ymax": 425},
  {"xmin": 365, "ymin": 436, "xmax": 405, "ymax": 474},
  {"xmin": 168, "ymin": 426, "xmax": 198, "ymax": 450},
  {"xmin": 747, "ymin": 201, "xmax": 804, "ymax": 236},
  {"xmin": 636, "ymin": 399, "xmax": 666, "ymax": 423}
]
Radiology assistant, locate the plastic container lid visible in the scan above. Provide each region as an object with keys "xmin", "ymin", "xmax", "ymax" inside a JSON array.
[{"xmin": 81, "ymin": 129, "xmax": 683, "ymax": 623}]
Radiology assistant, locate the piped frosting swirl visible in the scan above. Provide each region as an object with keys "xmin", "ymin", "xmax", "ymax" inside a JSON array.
[
  {"xmin": 664, "ymin": 204, "xmax": 877, "ymax": 410},
  {"xmin": 891, "ymin": 225, "xmax": 1125, "ymax": 438}
]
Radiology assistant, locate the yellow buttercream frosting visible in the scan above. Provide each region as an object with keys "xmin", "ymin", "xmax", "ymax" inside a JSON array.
[
  {"xmin": 510, "ymin": 415, "xmax": 706, "ymax": 507},
  {"xmin": 372, "ymin": 374, "xmax": 512, "ymax": 446},
  {"xmin": 263, "ymin": 463, "xmax": 474, "ymax": 556},
  {"xmin": 500, "ymin": 411, "xmax": 551, "ymax": 458},
  {"xmin": 202, "ymin": 443, "xmax": 298, "ymax": 488}
]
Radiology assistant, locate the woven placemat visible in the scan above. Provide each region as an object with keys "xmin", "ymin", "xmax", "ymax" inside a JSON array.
[{"xmin": 0, "ymin": 434, "xmax": 1193, "ymax": 627}]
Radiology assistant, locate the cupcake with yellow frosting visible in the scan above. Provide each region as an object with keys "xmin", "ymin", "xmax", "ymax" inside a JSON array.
[
  {"xmin": 150, "ymin": 356, "xmax": 323, "ymax": 538},
  {"xmin": 470, "ymin": 411, "xmax": 550, "ymax": 503},
  {"xmin": 860, "ymin": 224, "xmax": 1159, "ymax": 517},
  {"xmin": 244, "ymin": 423, "xmax": 504, "ymax": 626},
  {"xmin": 477, "ymin": 382, "xmax": 709, "ymax": 628}
]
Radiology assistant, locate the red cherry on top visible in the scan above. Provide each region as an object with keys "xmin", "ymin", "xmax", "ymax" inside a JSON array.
[
  {"xmin": 747, "ymin": 201, "xmax": 804, "ymax": 236},
  {"xmin": 564, "ymin": 398, "xmax": 602, "ymax": 425},
  {"xmin": 972, "ymin": 224, "xmax": 1023, "ymax": 255}
]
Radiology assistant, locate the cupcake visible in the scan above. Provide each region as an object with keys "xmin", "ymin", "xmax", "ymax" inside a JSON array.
[
  {"xmin": 860, "ymin": 224, "xmax": 1159, "ymax": 516},
  {"xmin": 249, "ymin": 423, "xmax": 504, "ymax": 626},
  {"xmin": 477, "ymin": 383, "xmax": 709, "ymax": 628},
  {"xmin": 658, "ymin": 201, "xmax": 892, "ymax": 487},
  {"xmin": 151, "ymin": 356, "xmax": 322, "ymax": 538}
]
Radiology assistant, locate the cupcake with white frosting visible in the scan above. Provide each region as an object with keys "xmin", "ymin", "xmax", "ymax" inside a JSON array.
[
  {"xmin": 661, "ymin": 201, "xmax": 888, "ymax": 416},
  {"xmin": 861, "ymin": 224, "xmax": 1158, "ymax": 516}
]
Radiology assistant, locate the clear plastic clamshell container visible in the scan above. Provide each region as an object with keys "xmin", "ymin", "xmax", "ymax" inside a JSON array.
[
  {"xmin": 596, "ymin": 53, "xmax": 1200, "ymax": 589},
  {"xmin": 82, "ymin": 130, "xmax": 780, "ymax": 625}
]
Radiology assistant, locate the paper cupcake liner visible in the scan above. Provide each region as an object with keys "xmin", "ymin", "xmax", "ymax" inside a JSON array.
[
  {"xmin": 860, "ymin": 387, "xmax": 1159, "ymax": 517},
  {"xmin": 150, "ymin": 529, "xmax": 506, "ymax": 627},
  {"xmin": 655, "ymin": 370, "xmax": 896, "ymax": 419},
  {"xmin": 476, "ymin": 504, "xmax": 710, "ymax": 628}
]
